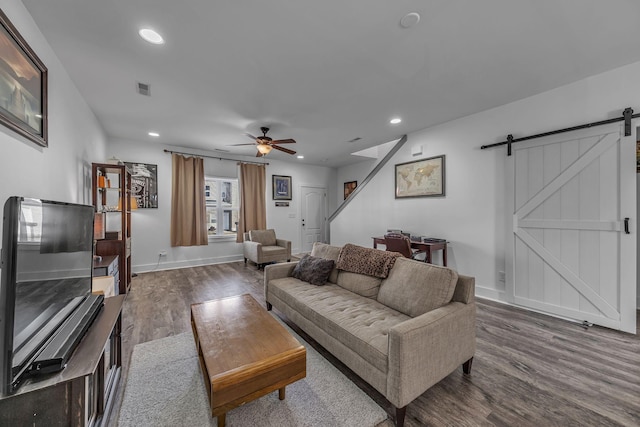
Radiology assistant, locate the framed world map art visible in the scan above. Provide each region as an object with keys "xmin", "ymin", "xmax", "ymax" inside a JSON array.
[{"xmin": 395, "ymin": 155, "xmax": 445, "ymax": 198}]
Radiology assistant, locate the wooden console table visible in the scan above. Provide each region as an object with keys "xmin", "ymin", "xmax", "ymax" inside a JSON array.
[
  {"xmin": 372, "ymin": 237, "xmax": 448, "ymax": 266},
  {"xmin": 0, "ymin": 295, "xmax": 124, "ymax": 427}
]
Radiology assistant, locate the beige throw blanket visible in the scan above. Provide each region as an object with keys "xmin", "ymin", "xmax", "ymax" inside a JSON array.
[{"xmin": 336, "ymin": 243, "xmax": 402, "ymax": 279}]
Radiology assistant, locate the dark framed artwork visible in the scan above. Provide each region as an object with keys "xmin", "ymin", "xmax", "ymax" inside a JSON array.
[
  {"xmin": 395, "ymin": 155, "xmax": 445, "ymax": 198},
  {"xmin": 0, "ymin": 10, "xmax": 47, "ymax": 147},
  {"xmin": 125, "ymin": 162, "xmax": 158, "ymax": 208},
  {"xmin": 344, "ymin": 181, "xmax": 357, "ymax": 200},
  {"xmin": 272, "ymin": 175, "xmax": 292, "ymax": 200}
]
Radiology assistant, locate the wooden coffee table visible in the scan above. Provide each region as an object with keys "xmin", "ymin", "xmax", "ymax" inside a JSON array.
[{"xmin": 190, "ymin": 294, "xmax": 306, "ymax": 427}]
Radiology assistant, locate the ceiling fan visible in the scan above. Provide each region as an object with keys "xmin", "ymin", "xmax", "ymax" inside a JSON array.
[{"xmin": 231, "ymin": 127, "xmax": 297, "ymax": 157}]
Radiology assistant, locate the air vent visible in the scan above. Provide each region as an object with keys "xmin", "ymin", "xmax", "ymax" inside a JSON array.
[
  {"xmin": 348, "ymin": 137, "xmax": 362, "ymax": 143},
  {"xmin": 136, "ymin": 82, "xmax": 151, "ymax": 96}
]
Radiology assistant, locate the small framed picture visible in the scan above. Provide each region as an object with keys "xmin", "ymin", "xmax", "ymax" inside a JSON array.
[
  {"xmin": 344, "ymin": 181, "xmax": 357, "ymax": 199},
  {"xmin": 273, "ymin": 175, "xmax": 292, "ymax": 200}
]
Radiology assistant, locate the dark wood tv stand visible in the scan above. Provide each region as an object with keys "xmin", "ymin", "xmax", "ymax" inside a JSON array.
[{"xmin": 0, "ymin": 295, "xmax": 124, "ymax": 426}]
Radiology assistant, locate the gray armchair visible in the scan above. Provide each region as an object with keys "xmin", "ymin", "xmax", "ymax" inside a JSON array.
[{"xmin": 243, "ymin": 229, "xmax": 291, "ymax": 269}]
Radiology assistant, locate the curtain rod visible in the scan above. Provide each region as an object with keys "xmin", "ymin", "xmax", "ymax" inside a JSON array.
[
  {"xmin": 481, "ymin": 107, "xmax": 638, "ymax": 156},
  {"xmin": 163, "ymin": 149, "xmax": 269, "ymax": 165}
]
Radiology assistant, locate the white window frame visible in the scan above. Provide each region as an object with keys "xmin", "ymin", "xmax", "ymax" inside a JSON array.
[{"xmin": 205, "ymin": 177, "xmax": 239, "ymax": 241}]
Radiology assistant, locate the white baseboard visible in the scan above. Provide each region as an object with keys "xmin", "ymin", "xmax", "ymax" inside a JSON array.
[
  {"xmin": 133, "ymin": 254, "xmax": 244, "ymax": 274},
  {"xmin": 475, "ymin": 285, "xmax": 507, "ymax": 302}
]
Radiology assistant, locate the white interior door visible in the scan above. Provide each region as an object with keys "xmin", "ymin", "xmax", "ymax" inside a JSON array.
[
  {"xmin": 300, "ymin": 186, "xmax": 326, "ymax": 253},
  {"xmin": 506, "ymin": 123, "xmax": 636, "ymax": 333}
]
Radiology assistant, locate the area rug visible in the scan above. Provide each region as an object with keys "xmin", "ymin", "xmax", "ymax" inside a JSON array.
[{"xmin": 118, "ymin": 317, "xmax": 388, "ymax": 427}]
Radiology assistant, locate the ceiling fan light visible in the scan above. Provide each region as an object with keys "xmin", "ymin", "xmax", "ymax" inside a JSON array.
[{"xmin": 256, "ymin": 144, "xmax": 272, "ymax": 155}]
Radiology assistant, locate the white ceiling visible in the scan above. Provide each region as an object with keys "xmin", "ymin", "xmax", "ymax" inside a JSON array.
[{"xmin": 22, "ymin": 0, "xmax": 640, "ymax": 167}]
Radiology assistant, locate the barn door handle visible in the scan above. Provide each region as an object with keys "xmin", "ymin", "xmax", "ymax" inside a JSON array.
[{"xmin": 624, "ymin": 218, "xmax": 630, "ymax": 234}]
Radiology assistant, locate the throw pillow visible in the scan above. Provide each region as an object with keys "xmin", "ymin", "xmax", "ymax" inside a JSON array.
[
  {"xmin": 310, "ymin": 242, "xmax": 342, "ymax": 283},
  {"xmin": 377, "ymin": 257, "xmax": 458, "ymax": 317},
  {"xmin": 336, "ymin": 271, "xmax": 382, "ymax": 299},
  {"xmin": 292, "ymin": 254, "xmax": 335, "ymax": 286}
]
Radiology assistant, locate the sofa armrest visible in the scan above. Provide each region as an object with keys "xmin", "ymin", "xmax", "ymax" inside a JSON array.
[
  {"xmin": 386, "ymin": 301, "xmax": 476, "ymax": 408},
  {"xmin": 264, "ymin": 261, "xmax": 298, "ymax": 300},
  {"xmin": 276, "ymin": 238, "xmax": 292, "ymax": 256},
  {"xmin": 243, "ymin": 240, "xmax": 262, "ymax": 261}
]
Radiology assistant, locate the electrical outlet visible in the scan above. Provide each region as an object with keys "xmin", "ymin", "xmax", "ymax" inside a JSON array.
[
  {"xmin": 498, "ymin": 271, "xmax": 505, "ymax": 282},
  {"xmin": 159, "ymin": 251, "xmax": 167, "ymax": 257}
]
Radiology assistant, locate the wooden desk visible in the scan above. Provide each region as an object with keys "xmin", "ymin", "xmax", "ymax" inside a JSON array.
[{"xmin": 372, "ymin": 237, "xmax": 448, "ymax": 266}]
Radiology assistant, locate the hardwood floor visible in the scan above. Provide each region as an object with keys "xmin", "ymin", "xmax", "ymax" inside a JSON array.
[{"xmin": 109, "ymin": 261, "xmax": 640, "ymax": 427}]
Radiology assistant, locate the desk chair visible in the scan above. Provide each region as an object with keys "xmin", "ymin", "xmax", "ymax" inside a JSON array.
[{"xmin": 384, "ymin": 233, "xmax": 425, "ymax": 260}]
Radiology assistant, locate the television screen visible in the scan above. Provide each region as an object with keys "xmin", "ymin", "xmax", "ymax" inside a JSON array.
[{"xmin": 1, "ymin": 197, "xmax": 95, "ymax": 394}]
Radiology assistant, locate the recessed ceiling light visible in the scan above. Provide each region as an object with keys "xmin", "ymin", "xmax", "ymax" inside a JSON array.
[
  {"xmin": 400, "ymin": 12, "xmax": 421, "ymax": 29},
  {"xmin": 148, "ymin": 131, "xmax": 160, "ymax": 137},
  {"xmin": 139, "ymin": 28, "xmax": 164, "ymax": 45},
  {"xmin": 390, "ymin": 117, "xmax": 402, "ymax": 125},
  {"xmin": 297, "ymin": 155, "xmax": 304, "ymax": 159}
]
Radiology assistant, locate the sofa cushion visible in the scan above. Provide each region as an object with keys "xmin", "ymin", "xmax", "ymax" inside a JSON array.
[
  {"xmin": 267, "ymin": 277, "xmax": 410, "ymax": 372},
  {"xmin": 337, "ymin": 271, "xmax": 382, "ymax": 299},
  {"xmin": 292, "ymin": 254, "xmax": 335, "ymax": 286},
  {"xmin": 310, "ymin": 242, "xmax": 342, "ymax": 283},
  {"xmin": 377, "ymin": 257, "xmax": 458, "ymax": 317},
  {"xmin": 336, "ymin": 243, "xmax": 401, "ymax": 279},
  {"xmin": 249, "ymin": 229, "xmax": 277, "ymax": 246}
]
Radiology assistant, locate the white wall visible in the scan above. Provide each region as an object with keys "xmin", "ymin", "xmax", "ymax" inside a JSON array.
[
  {"xmin": 333, "ymin": 60, "xmax": 640, "ymax": 305},
  {"xmin": 335, "ymin": 158, "xmax": 374, "ymax": 205},
  {"xmin": 107, "ymin": 138, "xmax": 336, "ymax": 272},
  {"xmin": 334, "ymin": 140, "xmax": 400, "ymax": 207},
  {"xmin": 266, "ymin": 159, "xmax": 337, "ymax": 250},
  {"xmin": 0, "ymin": 1, "xmax": 107, "ymax": 241}
]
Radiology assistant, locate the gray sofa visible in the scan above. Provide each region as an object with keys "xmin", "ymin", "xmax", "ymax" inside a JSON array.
[{"xmin": 264, "ymin": 242, "xmax": 476, "ymax": 427}]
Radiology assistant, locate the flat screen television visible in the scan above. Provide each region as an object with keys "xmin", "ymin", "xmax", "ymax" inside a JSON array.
[{"xmin": 0, "ymin": 197, "xmax": 103, "ymax": 395}]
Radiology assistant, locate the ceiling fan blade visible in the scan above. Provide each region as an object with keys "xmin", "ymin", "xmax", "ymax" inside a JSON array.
[
  {"xmin": 271, "ymin": 139, "xmax": 296, "ymax": 144},
  {"xmin": 228, "ymin": 143, "xmax": 257, "ymax": 146},
  {"xmin": 272, "ymin": 145, "xmax": 296, "ymax": 155},
  {"xmin": 245, "ymin": 133, "xmax": 258, "ymax": 140},
  {"xmin": 255, "ymin": 151, "xmax": 263, "ymax": 157}
]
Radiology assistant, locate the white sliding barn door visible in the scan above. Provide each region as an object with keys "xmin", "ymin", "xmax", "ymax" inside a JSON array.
[{"xmin": 506, "ymin": 123, "xmax": 636, "ymax": 333}]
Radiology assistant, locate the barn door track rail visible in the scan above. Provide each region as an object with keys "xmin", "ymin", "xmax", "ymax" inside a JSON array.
[{"xmin": 481, "ymin": 107, "xmax": 639, "ymax": 156}]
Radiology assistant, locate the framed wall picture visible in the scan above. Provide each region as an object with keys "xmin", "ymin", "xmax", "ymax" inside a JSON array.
[
  {"xmin": 125, "ymin": 162, "xmax": 158, "ymax": 208},
  {"xmin": 272, "ymin": 175, "xmax": 292, "ymax": 200},
  {"xmin": 344, "ymin": 181, "xmax": 357, "ymax": 199},
  {"xmin": 0, "ymin": 10, "xmax": 48, "ymax": 147},
  {"xmin": 395, "ymin": 155, "xmax": 445, "ymax": 198}
]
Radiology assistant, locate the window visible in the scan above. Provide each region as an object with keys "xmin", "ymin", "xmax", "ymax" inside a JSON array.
[{"xmin": 205, "ymin": 177, "xmax": 239, "ymax": 237}]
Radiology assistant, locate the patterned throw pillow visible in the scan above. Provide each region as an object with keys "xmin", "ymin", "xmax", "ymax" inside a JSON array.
[{"xmin": 292, "ymin": 254, "xmax": 336, "ymax": 286}]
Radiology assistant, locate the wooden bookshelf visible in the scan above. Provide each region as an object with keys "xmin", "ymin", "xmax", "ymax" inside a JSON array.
[{"xmin": 92, "ymin": 163, "xmax": 132, "ymax": 294}]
